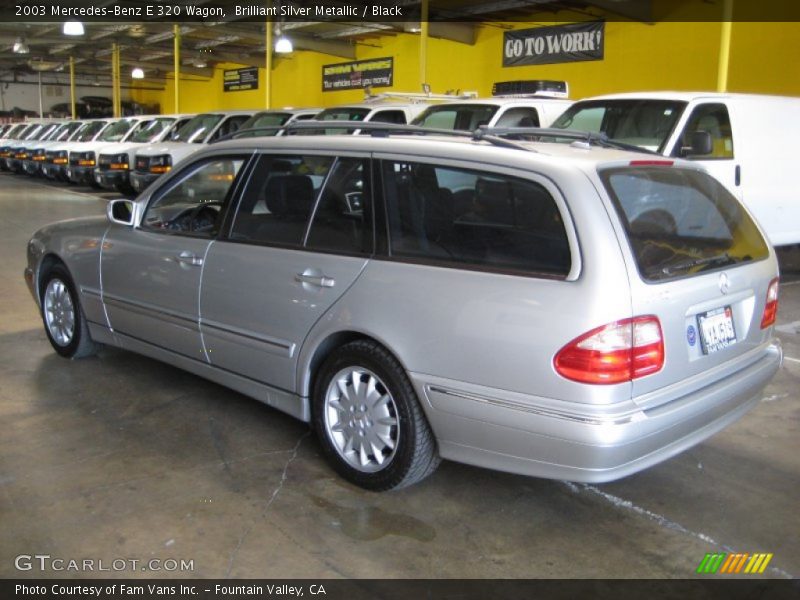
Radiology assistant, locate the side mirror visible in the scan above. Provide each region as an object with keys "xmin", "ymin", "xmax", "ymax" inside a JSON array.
[
  {"xmin": 682, "ymin": 130, "xmax": 713, "ymax": 156},
  {"xmin": 107, "ymin": 199, "xmax": 135, "ymax": 226}
]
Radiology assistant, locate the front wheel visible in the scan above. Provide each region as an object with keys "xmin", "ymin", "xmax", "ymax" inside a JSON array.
[
  {"xmin": 312, "ymin": 340, "xmax": 440, "ymax": 491},
  {"xmin": 41, "ymin": 264, "xmax": 99, "ymax": 359}
]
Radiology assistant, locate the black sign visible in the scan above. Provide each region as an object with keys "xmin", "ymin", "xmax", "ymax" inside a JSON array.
[
  {"xmin": 503, "ymin": 21, "xmax": 604, "ymax": 67},
  {"xmin": 223, "ymin": 66, "xmax": 258, "ymax": 92},
  {"xmin": 322, "ymin": 57, "xmax": 393, "ymax": 92}
]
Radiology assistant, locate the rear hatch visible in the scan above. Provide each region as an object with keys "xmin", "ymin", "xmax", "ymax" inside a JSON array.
[{"xmin": 599, "ymin": 162, "xmax": 778, "ymax": 408}]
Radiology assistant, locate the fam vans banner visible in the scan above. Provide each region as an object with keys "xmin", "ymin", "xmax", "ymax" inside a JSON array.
[
  {"xmin": 322, "ymin": 57, "xmax": 393, "ymax": 91},
  {"xmin": 503, "ymin": 21, "xmax": 604, "ymax": 67}
]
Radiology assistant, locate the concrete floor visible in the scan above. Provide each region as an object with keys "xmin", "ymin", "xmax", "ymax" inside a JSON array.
[{"xmin": 0, "ymin": 172, "xmax": 798, "ymax": 580}]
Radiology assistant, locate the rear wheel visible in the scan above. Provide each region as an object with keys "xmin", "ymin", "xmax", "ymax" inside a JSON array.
[
  {"xmin": 312, "ymin": 340, "xmax": 440, "ymax": 491},
  {"xmin": 41, "ymin": 264, "xmax": 99, "ymax": 359}
]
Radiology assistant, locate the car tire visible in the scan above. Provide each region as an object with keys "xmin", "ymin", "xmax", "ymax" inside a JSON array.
[
  {"xmin": 312, "ymin": 340, "xmax": 440, "ymax": 491},
  {"xmin": 40, "ymin": 264, "xmax": 99, "ymax": 359}
]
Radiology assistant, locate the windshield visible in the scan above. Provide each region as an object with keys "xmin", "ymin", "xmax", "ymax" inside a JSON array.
[
  {"xmin": 173, "ymin": 114, "xmax": 224, "ymax": 143},
  {"xmin": 34, "ymin": 123, "xmax": 60, "ymax": 141},
  {"xmin": 601, "ymin": 166, "xmax": 768, "ymax": 282},
  {"xmin": 42, "ymin": 123, "xmax": 68, "ymax": 141},
  {"xmin": 22, "ymin": 125, "xmax": 45, "ymax": 141},
  {"xmin": 552, "ymin": 100, "xmax": 687, "ymax": 153},
  {"xmin": 236, "ymin": 112, "xmax": 293, "ymax": 137},
  {"xmin": 129, "ymin": 118, "xmax": 175, "ymax": 143},
  {"xmin": 98, "ymin": 119, "xmax": 136, "ymax": 142},
  {"xmin": 74, "ymin": 121, "xmax": 108, "ymax": 142},
  {"xmin": 412, "ymin": 104, "xmax": 499, "ymax": 130},
  {"xmin": 7, "ymin": 124, "xmax": 28, "ymax": 139}
]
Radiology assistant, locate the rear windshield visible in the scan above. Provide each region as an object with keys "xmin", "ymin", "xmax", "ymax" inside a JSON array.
[
  {"xmin": 173, "ymin": 114, "xmax": 224, "ymax": 143},
  {"xmin": 552, "ymin": 100, "xmax": 687, "ymax": 153},
  {"xmin": 600, "ymin": 166, "xmax": 769, "ymax": 282},
  {"xmin": 412, "ymin": 104, "xmax": 499, "ymax": 130}
]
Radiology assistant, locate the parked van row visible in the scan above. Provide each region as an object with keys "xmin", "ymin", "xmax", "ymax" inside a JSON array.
[{"xmin": 5, "ymin": 83, "xmax": 800, "ymax": 246}]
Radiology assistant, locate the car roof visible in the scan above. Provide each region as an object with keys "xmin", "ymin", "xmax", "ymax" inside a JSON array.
[
  {"xmin": 194, "ymin": 110, "xmax": 257, "ymax": 116},
  {"xmin": 579, "ymin": 91, "xmax": 793, "ymax": 102},
  {"xmin": 204, "ymin": 131, "xmax": 688, "ymax": 174}
]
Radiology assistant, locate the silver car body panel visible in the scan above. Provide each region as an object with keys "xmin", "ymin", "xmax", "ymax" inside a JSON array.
[{"xmin": 25, "ymin": 135, "xmax": 782, "ymax": 483}]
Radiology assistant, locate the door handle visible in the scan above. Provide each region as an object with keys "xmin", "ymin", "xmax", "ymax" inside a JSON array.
[
  {"xmin": 295, "ymin": 272, "xmax": 335, "ymax": 288},
  {"xmin": 175, "ymin": 251, "xmax": 204, "ymax": 267}
]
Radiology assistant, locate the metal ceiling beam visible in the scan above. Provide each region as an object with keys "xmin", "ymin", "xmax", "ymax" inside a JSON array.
[
  {"xmin": 428, "ymin": 22, "xmax": 477, "ymax": 45},
  {"xmin": 291, "ymin": 35, "xmax": 357, "ymax": 58}
]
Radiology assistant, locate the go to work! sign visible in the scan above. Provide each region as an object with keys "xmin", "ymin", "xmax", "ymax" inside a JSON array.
[{"xmin": 503, "ymin": 21, "xmax": 604, "ymax": 67}]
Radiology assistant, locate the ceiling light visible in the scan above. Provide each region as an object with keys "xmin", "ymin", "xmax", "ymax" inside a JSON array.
[
  {"xmin": 194, "ymin": 59, "xmax": 208, "ymax": 68},
  {"xmin": 131, "ymin": 67, "xmax": 145, "ymax": 79},
  {"xmin": 13, "ymin": 37, "xmax": 29, "ymax": 54},
  {"xmin": 63, "ymin": 21, "xmax": 85, "ymax": 36},
  {"xmin": 274, "ymin": 36, "xmax": 293, "ymax": 53}
]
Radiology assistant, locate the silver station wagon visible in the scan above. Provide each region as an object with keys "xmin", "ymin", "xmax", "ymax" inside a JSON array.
[{"xmin": 24, "ymin": 126, "xmax": 782, "ymax": 490}]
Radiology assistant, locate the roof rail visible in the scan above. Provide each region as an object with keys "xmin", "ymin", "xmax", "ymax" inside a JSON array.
[
  {"xmin": 476, "ymin": 126, "xmax": 659, "ymax": 154},
  {"xmin": 212, "ymin": 120, "xmax": 531, "ymax": 152}
]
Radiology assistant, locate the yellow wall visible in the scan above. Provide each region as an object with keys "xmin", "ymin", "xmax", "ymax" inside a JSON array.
[{"xmin": 130, "ymin": 8, "xmax": 800, "ymax": 114}]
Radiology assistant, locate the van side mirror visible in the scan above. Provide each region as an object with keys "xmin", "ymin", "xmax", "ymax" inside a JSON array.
[
  {"xmin": 682, "ymin": 130, "xmax": 713, "ymax": 156},
  {"xmin": 107, "ymin": 199, "xmax": 135, "ymax": 226}
]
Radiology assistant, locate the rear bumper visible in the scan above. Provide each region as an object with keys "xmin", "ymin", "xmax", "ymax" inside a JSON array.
[{"xmin": 415, "ymin": 340, "xmax": 782, "ymax": 483}]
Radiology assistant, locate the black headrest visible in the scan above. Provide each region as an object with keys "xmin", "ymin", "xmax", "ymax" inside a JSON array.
[
  {"xmin": 264, "ymin": 175, "xmax": 315, "ymax": 217},
  {"xmin": 476, "ymin": 178, "xmax": 513, "ymax": 223}
]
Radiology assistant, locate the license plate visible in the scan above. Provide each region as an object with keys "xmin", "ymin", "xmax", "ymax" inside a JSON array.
[{"xmin": 697, "ymin": 306, "xmax": 736, "ymax": 354}]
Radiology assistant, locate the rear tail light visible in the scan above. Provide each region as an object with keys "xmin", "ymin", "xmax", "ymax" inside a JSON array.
[
  {"xmin": 554, "ymin": 316, "xmax": 664, "ymax": 384},
  {"xmin": 760, "ymin": 277, "xmax": 779, "ymax": 329}
]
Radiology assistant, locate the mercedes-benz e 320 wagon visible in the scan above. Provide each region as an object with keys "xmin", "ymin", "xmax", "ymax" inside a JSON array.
[{"xmin": 24, "ymin": 125, "xmax": 782, "ymax": 490}]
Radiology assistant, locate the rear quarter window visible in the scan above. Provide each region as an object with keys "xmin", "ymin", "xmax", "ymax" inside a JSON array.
[
  {"xmin": 383, "ymin": 161, "xmax": 571, "ymax": 278},
  {"xmin": 600, "ymin": 166, "xmax": 768, "ymax": 282}
]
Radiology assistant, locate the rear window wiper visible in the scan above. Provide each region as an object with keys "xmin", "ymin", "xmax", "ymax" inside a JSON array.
[{"xmin": 660, "ymin": 252, "xmax": 738, "ymax": 276}]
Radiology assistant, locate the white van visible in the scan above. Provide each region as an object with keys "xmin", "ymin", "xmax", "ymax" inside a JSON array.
[{"xmin": 551, "ymin": 92, "xmax": 800, "ymax": 246}]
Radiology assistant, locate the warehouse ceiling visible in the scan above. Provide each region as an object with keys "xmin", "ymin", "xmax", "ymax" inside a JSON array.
[{"xmin": 0, "ymin": 0, "xmax": 652, "ymax": 85}]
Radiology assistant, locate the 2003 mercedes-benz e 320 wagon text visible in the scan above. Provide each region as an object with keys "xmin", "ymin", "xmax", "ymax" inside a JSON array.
[{"xmin": 24, "ymin": 127, "xmax": 782, "ymax": 490}]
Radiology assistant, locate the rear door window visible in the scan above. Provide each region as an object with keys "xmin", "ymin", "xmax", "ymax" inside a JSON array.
[
  {"xmin": 382, "ymin": 161, "xmax": 571, "ymax": 277},
  {"xmin": 600, "ymin": 166, "xmax": 768, "ymax": 282},
  {"xmin": 230, "ymin": 155, "xmax": 334, "ymax": 247},
  {"xmin": 229, "ymin": 154, "xmax": 373, "ymax": 254}
]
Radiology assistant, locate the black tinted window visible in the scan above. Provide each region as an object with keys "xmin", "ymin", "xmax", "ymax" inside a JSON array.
[
  {"xmin": 601, "ymin": 166, "xmax": 768, "ymax": 282},
  {"xmin": 307, "ymin": 158, "xmax": 372, "ymax": 255},
  {"xmin": 383, "ymin": 161, "xmax": 571, "ymax": 277},
  {"xmin": 231, "ymin": 155, "xmax": 333, "ymax": 246}
]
